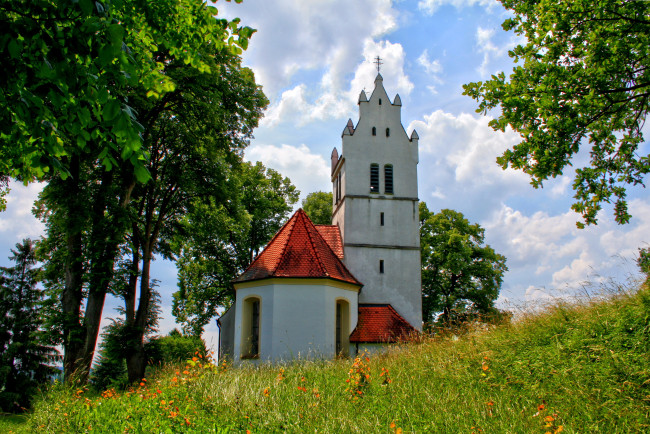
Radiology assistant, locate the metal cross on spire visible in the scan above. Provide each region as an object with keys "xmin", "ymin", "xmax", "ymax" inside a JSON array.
[{"xmin": 374, "ymin": 56, "xmax": 383, "ymax": 73}]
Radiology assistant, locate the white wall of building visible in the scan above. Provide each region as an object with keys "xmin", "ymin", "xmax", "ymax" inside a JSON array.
[{"xmin": 232, "ymin": 278, "xmax": 359, "ymax": 363}]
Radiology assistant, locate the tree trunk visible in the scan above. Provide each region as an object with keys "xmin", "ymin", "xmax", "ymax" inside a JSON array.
[
  {"xmin": 61, "ymin": 155, "xmax": 86, "ymax": 383},
  {"xmin": 126, "ymin": 240, "xmax": 153, "ymax": 383}
]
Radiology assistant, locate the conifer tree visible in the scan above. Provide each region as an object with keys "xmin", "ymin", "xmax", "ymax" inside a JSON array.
[{"xmin": 0, "ymin": 239, "xmax": 59, "ymax": 412}]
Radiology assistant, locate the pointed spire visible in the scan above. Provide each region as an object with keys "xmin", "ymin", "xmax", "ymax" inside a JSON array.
[
  {"xmin": 375, "ymin": 73, "xmax": 383, "ymax": 82},
  {"xmin": 393, "ymin": 94, "xmax": 402, "ymax": 106},
  {"xmin": 358, "ymin": 90, "xmax": 368, "ymax": 103},
  {"xmin": 410, "ymin": 129, "xmax": 419, "ymax": 141},
  {"xmin": 342, "ymin": 118, "xmax": 355, "ymax": 136}
]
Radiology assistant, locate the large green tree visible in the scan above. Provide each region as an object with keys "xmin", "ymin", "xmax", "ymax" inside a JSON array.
[
  {"xmin": 172, "ymin": 161, "xmax": 299, "ymax": 336},
  {"xmin": 419, "ymin": 203, "xmax": 508, "ymax": 325},
  {"xmin": 0, "ymin": 239, "xmax": 58, "ymax": 411},
  {"xmin": 463, "ymin": 0, "xmax": 650, "ymax": 227},
  {"xmin": 302, "ymin": 191, "xmax": 333, "ymax": 225},
  {"xmin": 25, "ymin": 0, "xmax": 259, "ymax": 382}
]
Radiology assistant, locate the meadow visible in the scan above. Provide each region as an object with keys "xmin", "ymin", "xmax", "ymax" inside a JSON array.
[{"xmin": 2, "ymin": 282, "xmax": 649, "ymax": 433}]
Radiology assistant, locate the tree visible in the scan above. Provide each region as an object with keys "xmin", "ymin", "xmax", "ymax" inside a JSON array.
[
  {"xmin": 172, "ymin": 161, "xmax": 299, "ymax": 336},
  {"xmin": 463, "ymin": 0, "xmax": 650, "ymax": 227},
  {"xmin": 302, "ymin": 191, "xmax": 333, "ymax": 225},
  {"xmin": 0, "ymin": 239, "xmax": 58, "ymax": 411},
  {"xmin": 26, "ymin": 0, "xmax": 260, "ymax": 382},
  {"xmin": 419, "ymin": 203, "xmax": 508, "ymax": 325}
]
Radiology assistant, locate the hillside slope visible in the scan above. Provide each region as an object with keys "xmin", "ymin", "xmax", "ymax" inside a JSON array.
[{"xmin": 17, "ymin": 285, "xmax": 650, "ymax": 433}]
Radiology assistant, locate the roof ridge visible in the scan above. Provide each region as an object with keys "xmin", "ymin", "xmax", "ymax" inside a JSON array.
[
  {"xmin": 299, "ymin": 211, "xmax": 329, "ymax": 277},
  {"xmin": 270, "ymin": 211, "xmax": 299, "ymax": 276}
]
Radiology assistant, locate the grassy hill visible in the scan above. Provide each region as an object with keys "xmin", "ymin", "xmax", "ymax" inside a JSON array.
[{"xmin": 4, "ymin": 283, "xmax": 649, "ymax": 433}]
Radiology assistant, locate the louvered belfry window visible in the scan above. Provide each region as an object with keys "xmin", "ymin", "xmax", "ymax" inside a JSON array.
[
  {"xmin": 384, "ymin": 164, "xmax": 393, "ymax": 194},
  {"xmin": 370, "ymin": 164, "xmax": 379, "ymax": 193}
]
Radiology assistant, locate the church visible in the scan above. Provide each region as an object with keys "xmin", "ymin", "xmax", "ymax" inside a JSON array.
[{"xmin": 217, "ymin": 72, "xmax": 422, "ymax": 362}]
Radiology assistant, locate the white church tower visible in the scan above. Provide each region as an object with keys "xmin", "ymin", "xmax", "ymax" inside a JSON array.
[{"xmin": 331, "ymin": 72, "xmax": 422, "ymax": 331}]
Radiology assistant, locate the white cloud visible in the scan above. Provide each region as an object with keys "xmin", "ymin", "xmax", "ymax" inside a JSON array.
[
  {"xmin": 418, "ymin": 0, "xmax": 497, "ymax": 15},
  {"xmin": 410, "ymin": 110, "xmax": 527, "ymax": 189},
  {"xmin": 216, "ymin": 0, "xmax": 398, "ymax": 98},
  {"xmin": 244, "ymin": 143, "xmax": 331, "ymax": 201},
  {"xmin": 0, "ymin": 182, "xmax": 45, "ymax": 246},
  {"xmin": 262, "ymin": 39, "xmax": 413, "ymax": 128},
  {"xmin": 417, "ymin": 49, "xmax": 443, "ymax": 94},
  {"xmin": 474, "ymin": 25, "xmax": 522, "ymax": 77}
]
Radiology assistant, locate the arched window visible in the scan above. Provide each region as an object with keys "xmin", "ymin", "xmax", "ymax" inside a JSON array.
[
  {"xmin": 372, "ymin": 126, "xmax": 376, "ymax": 136},
  {"xmin": 241, "ymin": 297, "xmax": 261, "ymax": 359},
  {"xmin": 378, "ymin": 98, "xmax": 382, "ymax": 105},
  {"xmin": 370, "ymin": 164, "xmax": 379, "ymax": 193},
  {"xmin": 335, "ymin": 299, "xmax": 350, "ymax": 357},
  {"xmin": 384, "ymin": 164, "xmax": 393, "ymax": 194},
  {"xmin": 386, "ymin": 128, "xmax": 390, "ymax": 137}
]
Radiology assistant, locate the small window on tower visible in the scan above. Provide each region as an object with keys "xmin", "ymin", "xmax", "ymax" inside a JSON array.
[
  {"xmin": 379, "ymin": 260, "xmax": 384, "ymax": 274},
  {"xmin": 386, "ymin": 128, "xmax": 390, "ymax": 137},
  {"xmin": 370, "ymin": 164, "xmax": 379, "ymax": 193},
  {"xmin": 380, "ymin": 212, "xmax": 384, "ymax": 226},
  {"xmin": 384, "ymin": 165, "xmax": 393, "ymax": 194},
  {"xmin": 379, "ymin": 98, "xmax": 382, "ymax": 105},
  {"xmin": 372, "ymin": 126, "xmax": 376, "ymax": 136}
]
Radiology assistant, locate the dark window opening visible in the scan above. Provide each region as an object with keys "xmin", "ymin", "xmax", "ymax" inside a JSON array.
[
  {"xmin": 386, "ymin": 128, "xmax": 390, "ymax": 137},
  {"xmin": 250, "ymin": 300, "xmax": 260, "ymax": 356},
  {"xmin": 336, "ymin": 173, "xmax": 342, "ymax": 203},
  {"xmin": 384, "ymin": 165, "xmax": 393, "ymax": 194},
  {"xmin": 372, "ymin": 126, "xmax": 376, "ymax": 136},
  {"xmin": 336, "ymin": 302, "xmax": 342, "ymax": 355},
  {"xmin": 380, "ymin": 212, "xmax": 384, "ymax": 226},
  {"xmin": 370, "ymin": 164, "xmax": 379, "ymax": 193},
  {"xmin": 379, "ymin": 260, "xmax": 384, "ymax": 274},
  {"xmin": 378, "ymin": 98, "xmax": 382, "ymax": 105}
]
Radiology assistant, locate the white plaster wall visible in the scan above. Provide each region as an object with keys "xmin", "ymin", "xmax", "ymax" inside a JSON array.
[
  {"xmin": 346, "ymin": 245, "xmax": 422, "ymax": 330},
  {"xmin": 217, "ymin": 306, "xmax": 235, "ymax": 361},
  {"xmin": 233, "ymin": 281, "xmax": 359, "ymax": 363}
]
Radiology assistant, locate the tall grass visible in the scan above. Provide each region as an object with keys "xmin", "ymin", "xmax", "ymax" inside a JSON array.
[{"xmin": 13, "ymin": 283, "xmax": 650, "ymax": 433}]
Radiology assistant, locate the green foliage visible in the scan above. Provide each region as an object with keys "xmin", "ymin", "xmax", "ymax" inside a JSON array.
[
  {"xmin": 419, "ymin": 203, "xmax": 508, "ymax": 325},
  {"xmin": 463, "ymin": 0, "xmax": 650, "ymax": 227},
  {"xmin": 23, "ymin": 284, "xmax": 650, "ymax": 432},
  {"xmin": 172, "ymin": 161, "xmax": 299, "ymax": 336},
  {"xmin": 0, "ymin": 239, "xmax": 59, "ymax": 412},
  {"xmin": 302, "ymin": 191, "xmax": 333, "ymax": 225},
  {"xmin": 145, "ymin": 330, "xmax": 206, "ymax": 367},
  {"xmin": 22, "ymin": 0, "xmax": 267, "ymax": 382}
]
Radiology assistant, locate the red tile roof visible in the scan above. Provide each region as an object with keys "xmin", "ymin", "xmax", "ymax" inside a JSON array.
[
  {"xmin": 315, "ymin": 225, "xmax": 344, "ymax": 258},
  {"xmin": 234, "ymin": 209, "xmax": 361, "ymax": 286},
  {"xmin": 350, "ymin": 304, "xmax": 418, "ymax": 343}
]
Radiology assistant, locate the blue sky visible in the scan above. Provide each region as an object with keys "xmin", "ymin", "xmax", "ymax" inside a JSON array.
[{"xmin": 1, "ymin": 0, "xmax": 648, "ymax": 349}]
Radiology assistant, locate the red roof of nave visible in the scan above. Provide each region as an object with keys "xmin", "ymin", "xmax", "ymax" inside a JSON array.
[
  {"xmin": 349, "ymin": 304, "xmax": 418, "ymax": 343},
  {"xmin": 234, "ymin": 209, "xmax": 360, "ymax": 286}
]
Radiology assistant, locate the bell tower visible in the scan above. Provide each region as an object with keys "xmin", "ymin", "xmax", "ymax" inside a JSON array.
[{"xmin": 331, "ymin": 72, "xmax": 422, "ymax": 330}]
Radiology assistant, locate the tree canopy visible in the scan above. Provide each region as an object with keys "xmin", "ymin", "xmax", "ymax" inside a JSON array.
[
  {"xmin": 419, "ymin": 203, "xmax": 508, "ymax": 325},
  {"xmin": 302, "ymin": 191, "xmax": 333, "ymax": 225},
  {"xmin": 172, "ymin": 161, "xmax": 299, "ymax": 336},
  {"xmin": 19, "ymin": 0, "xmax": 264, "ymax": 383},
  {"xmin": 463, "ymin": 0, "xmax": 650, "ymax": 227}
]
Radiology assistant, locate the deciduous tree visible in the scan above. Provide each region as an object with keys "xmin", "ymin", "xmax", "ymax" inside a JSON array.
[
  {"xmin": 172, "ymin": 161, "xmax": 299, "ymax": 336},
  {"xmin": 419, "ymin": 203, "xmax": 507, "ymax": 325},
  {"xmin": 302, "ymin": 191, "xmax": 333, "ymax": 225},
  {"xmin": 26, "ymin": 0, "xmax": 259, "ymax": 382},
  {"xmin": 463, "ymin": 0, "xmax": 650, "ymax": 227}
]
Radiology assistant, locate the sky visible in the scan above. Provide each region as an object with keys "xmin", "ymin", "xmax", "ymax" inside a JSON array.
[{"xmin": 1, "ymin": 0, "xmax": 648, "ymax": 351}]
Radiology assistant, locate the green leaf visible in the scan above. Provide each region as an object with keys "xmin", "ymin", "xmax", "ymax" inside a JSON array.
[{"xmin": 103, "ymin": 99, "xmax": 121, "ymax": 122}]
